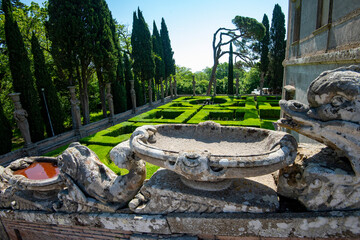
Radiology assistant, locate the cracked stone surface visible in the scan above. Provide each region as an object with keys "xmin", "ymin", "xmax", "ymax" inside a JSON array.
[{"xmin": 129, "ymin": 168, "xmax": 279, "ymax": 214}]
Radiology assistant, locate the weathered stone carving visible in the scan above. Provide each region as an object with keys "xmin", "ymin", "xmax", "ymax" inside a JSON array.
[
  {"xmin": 278, "ymin": 143, "xmax": 360, "ymax": 211},
  {"xmin": 68, "ymin": 86, "xmax": 82, "ymax": 129},
  {"xmin": 0, "ymin": 157, "xmax": 63, "ymax": 211},
  {"xmin": 121, "ymin": 121, "xmax": 297, "ymax": 213},
  {"xmin": 105, "ymin": 83, "xmax": 114, "ymax": 119},
  {"xmin": 55, "ymin": 142, "xmax": 146, "ymax": 212},
  {"xmin": 277, "ymin": 65, "xmax": 360, "ymax": 211},
  {"xmin": 130, "ymin": 80, "xmax": 137, "ymax": 114},
  {"xmin": 278, "ymin": 65, "xmax": 360, "ymax": 175}
]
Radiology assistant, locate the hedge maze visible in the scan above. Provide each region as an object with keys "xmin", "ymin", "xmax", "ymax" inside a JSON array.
[{"xmin": 45, "ymin": 95, "xmax": 282, "ymax": 178}]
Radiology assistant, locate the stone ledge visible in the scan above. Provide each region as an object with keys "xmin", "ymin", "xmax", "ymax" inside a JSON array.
[{"xmin": 1, "ymin": 209, "xmax": 360, "ymax": 239}]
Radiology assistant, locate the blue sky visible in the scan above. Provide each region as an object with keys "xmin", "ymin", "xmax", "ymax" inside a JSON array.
[{"xmin": 22, "ymin": 0, "xmax": 288, "ymax": 72}]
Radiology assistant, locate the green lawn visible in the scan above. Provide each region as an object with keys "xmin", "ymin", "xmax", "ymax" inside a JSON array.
[{"xmin": 45, "ymin": 95, "xmax": 281, "ymax": 179}]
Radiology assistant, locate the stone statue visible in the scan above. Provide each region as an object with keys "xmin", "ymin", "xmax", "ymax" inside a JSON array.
[
  {"xmin": 68, "ymin": 86, "xmax": 82, "ymax": 129},
  {"xmin": 9, "ymin": 93, "xmax": 32, "ymax": 146},
  {"xmin": 105, "ymin": 83, "xmax": 114, "ymax": 119},
  {"xmin": 55, "ymin": 142, "xmax": 146, "ymax": 212},
  {"xmin": 160, "ymin": 77, "xmax": 164, "ymax": 103},
  {"xmin": 130, "ymin": 80, "xmax": 136, "ymax": 114},
  {"xmin": 277, "ymin": 65, "xmax": 360, "ymax": 211}
]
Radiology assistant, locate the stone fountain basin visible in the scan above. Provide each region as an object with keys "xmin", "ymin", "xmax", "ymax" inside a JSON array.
[
  {"xmin": 1, "ymin": 157, "xmax": 63, "ymax": 192},
  {"xmin": 131, "ymin": 121, "xmax": 297, "ymax": 182}
]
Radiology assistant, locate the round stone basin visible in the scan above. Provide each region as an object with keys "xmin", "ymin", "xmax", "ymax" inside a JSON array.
[
  {"xmin": 1, "ymin": 157, "xmax": 63, "ymax": 192},
  {"xmin": 131, "ymin": 121, "xmax": 297, "ymax": 187}
]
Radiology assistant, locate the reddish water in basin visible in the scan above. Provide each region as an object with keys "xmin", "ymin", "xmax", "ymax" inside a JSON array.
[{"xmin": 14, "ymin": 162, "xmax": 59, "ymax": 180}]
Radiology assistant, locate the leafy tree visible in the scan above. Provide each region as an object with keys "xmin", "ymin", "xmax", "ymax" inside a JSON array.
[
  {"xmin": 31, "ymin": 34, "xmax": 64, "ymax": 136},
  {"xmin": 123, "ymin": 53, "xmax": 133, "ymax": 110},
  {"xmin": 227, "ymin": 42, "xmax": 234, "ymax": 95},
  {"xmin": 243, "ymin": 66, "xmax": 261, "ymax": 94},
  {"xmin": 269, "ymin": 4, "xmax": 286, "ymax": 92},
  {"xmin": 207, "ymin": 16, "xmax": 265, "ymax": 95},
  {"xmin": 93, "ymin": 0, "xmax": 117, "ymax": 117},
  {"xmin": 47, "ymin": 0, "xmax": 96, "ymax": 124},
  {"xmin": 152, "ymin": 21, "xmax": 165, "ymax": 99},
  {"xmin": 3, "ymin": 0, "xmax": 44, "ymax": 142},
  {"xmin": 160, "ymin": 18, "xmax": 175, "ymax": 93},
  {"xmin": 259, "ymin": 14, "xmax": 270, "ymax": 95},
  {"xmin": 0, "ymin": 100, "xmax": 12, "ymax": 154},
  {"xmin": 131, "ymin": 8, "xmax": 154, "ymax": 104}
]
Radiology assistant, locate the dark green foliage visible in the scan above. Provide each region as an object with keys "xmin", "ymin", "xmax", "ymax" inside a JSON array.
[
  {"xmin": 131, "ymin": 8, "xmax": 155, "ymax": 82},
  {"xmin": 227, "ymin": 42, "xmax": 234, "ymax": 95},
  {"xmin": 260, "ymin": 14, "xmax": 270, "ymax": 77},
  {"xmin": 269, "ymin": 4, "xmax": 286, "ymax": 92},
  {"xmin": 134, "ymin": 73, "xmax": 144, "ymax": 106},
  {"xmin": 160, "ymin": 18, "xmax": 175, "ymax": 78},
  {"xmin": 113, "ymin": 53, "xmax": 127, "ymax": 114},
  {"xmin": 152, "ymin": 21, "xmax": 165, "ymax": 85},
  {"xmin": 128, "ymin": 108, "xmax": 196, "ymax": 123},
  {"xmin": 31, "ymin": 34, "xmax": 65, "ymax": 136},
  {"xmin": 3, "ymin": 0, "xmax": 44, "ymax": 142},
  {"xmin": 124, "ymin": 53, "xmax": 133, "ymax": 110},
  {"xmin": 0, "ymin": 100, "xmax": 12, "ymax": 154}
]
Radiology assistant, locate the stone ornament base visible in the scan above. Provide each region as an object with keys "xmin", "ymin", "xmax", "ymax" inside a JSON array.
[{"xmin": 129, "ymin": 168, "xmax": 279, "ymax": 214}]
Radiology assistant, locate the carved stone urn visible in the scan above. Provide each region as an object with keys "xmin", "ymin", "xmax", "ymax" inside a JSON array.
[
  {"xmin": 114, "ymin": 121, "xmax": 298, "ymax": 213},
  {"xmin": 0, "ymin": 157, "xmax": 64, "ymax": 211}
]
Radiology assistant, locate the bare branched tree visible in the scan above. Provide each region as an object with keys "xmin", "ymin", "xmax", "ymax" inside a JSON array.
[{"xmin": 206, "ymin": 16, "xmax": 265, "ymax": 95}]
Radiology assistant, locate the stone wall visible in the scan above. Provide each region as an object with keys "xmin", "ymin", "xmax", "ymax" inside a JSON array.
[{"xmin": 1, "ymin": 209, "xmax": 360, "ymax": 239}]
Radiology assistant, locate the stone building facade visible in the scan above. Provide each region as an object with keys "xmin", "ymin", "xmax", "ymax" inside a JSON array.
[{"xmin": 283, "ymin": 0, "xmax": 360, "ymax": 142}]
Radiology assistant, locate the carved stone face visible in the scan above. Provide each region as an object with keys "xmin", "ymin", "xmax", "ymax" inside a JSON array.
[{"xmin": 306, "ymin": 67, "xmax": 360, "ymax": 123}]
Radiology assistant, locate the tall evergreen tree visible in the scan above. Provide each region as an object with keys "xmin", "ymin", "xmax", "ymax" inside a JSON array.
[
  {"xmin": 92, "ymin": 0, "xmax": 118, "ymax": 117},
  {"xmin": 160, "ymin": 18, "xmax": 175, "ymax": 80},
  {"xmin": 260, "ymin": 14, "xmax": 270, "ymax": 94},
  {"xmin": 152, "ymin": 21, "xmax": 165, "ymax": 100},
  {"xmin": 3, "ymin": 0, "xmax": 44, "ymax": 142},
  {"xmin": 227, "ymin": 42, "xmax": 234, "ymax": 95},
  {"xmin": 31, "ymin": 34, "xmax": 65, "ymax": 136},
  {"xmin": 124, "ymin": 53, "xmax": 133, "ymax": 110},
  {"xmin": 269, "ymin": 4, "xmax": 286, "ymax": 92},
  {"xmin": 113, "ymin": 52, "xmax": 127, "ymax": 113},
  {"xmin": 0, "ymin": 100, "xmax": 12, "ymax": 155},
  {"xmin": 47, "ymin": 0, "xmax": 96, "ymax": 124}
]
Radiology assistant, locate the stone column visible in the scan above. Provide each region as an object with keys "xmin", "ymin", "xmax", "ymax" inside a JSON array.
[
  {"xmin": 68, "ymin": 86, "xmax": 82, "ymax": 130},
  {"xmin": 130, "ymin": 80, "xmax": 137, "ymax": 114},
  {"xmin": 9, "ymin": 93, "xmax": 32, "ymax": 147},
  {"xmin": 169, "ymin": 77, "xmax": 173, "ymax": 98},
  {"xmin": 192, "ymin": 75, "xmax": 196, "ymax": 97},
  {"xmin": 105, "ymin": 83, "xmax": 114, "ymax": 121},
  {"xmin": 236, "ymin": 75, "xmax": 239, "ymax": 97},
  {"xmin": 173, "ymin": 76, "xmax": 177, "ymax": 97},
  {"xmin": 148, "ymin": 79, "xmax": 153, "ymax": 107},
  {"xmin": 160, "ymin": 77, "xmax": 164, "ymax": 103}
]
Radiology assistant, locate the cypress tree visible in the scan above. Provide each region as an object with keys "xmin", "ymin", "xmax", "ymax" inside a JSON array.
[
  {"xmin": 227, "ymin": 42, "xmax": 234, "ymax": 95},
  {"xmin": 0, "ymin": 101, "xmax": 12, "ymax": 155},
  {"xmin": 31, "ymin": 34, "xmax": 65, "ymax": 136},
  {"xmin": 3, "ymin": 0, "xmax": 44, "ymax": 142},
  {"xmin": 124, "ymin": 53, "xmax": 133, "ymax": 110},
  {"xmin": 260, "ymin": 14, "xmax": 270, "ymax": 93},
  {"xmin": 269, "ymin": 4, "xmax": 286, "ymax": 92},
  {"xmin": 113, "ymin": 52, "xmax": 127, "ymax": 113},
  {"xmin": 152, "ymin": 21, "xmax": 165, "ymax": 100},
  {"xmin": 160, "ymin": 18, "xmax": 175, "ymax": 79}
]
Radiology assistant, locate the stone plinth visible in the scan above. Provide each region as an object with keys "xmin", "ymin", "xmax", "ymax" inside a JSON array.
[{"xmin": 129, "ymin": 168, "xmax": 279, "ymax": 214}]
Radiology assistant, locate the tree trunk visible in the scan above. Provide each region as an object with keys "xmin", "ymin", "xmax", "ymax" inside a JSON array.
[
  {"xmin": 206, "ymin": 60, "xmax": 219, "ymax": 96},
  {"xmin": 260, "ymin": 72, "xmax": 265, "ymax": 96},
  {"xmin": 143, "ymin": 81, "xmax": 147, "ymax": 104},
  {"xmin": 96, "ymin": 69, "xmax": 107, "ymax": 118},
  {"xmin": 79, "ymin": 64, "xmax": 90, "ymax": 125}
]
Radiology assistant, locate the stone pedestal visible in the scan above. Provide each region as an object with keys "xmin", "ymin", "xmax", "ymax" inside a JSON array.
[{"xmin": 129, "ymin": 169, "xmax": 279, "ymax": 214}]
